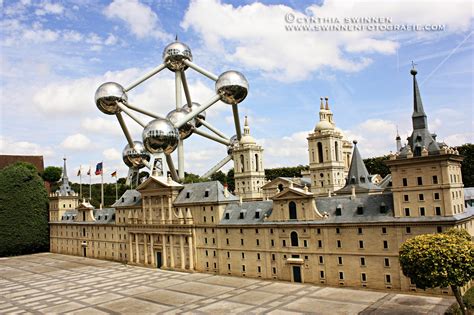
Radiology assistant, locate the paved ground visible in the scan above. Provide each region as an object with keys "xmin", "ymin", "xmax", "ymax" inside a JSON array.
[{"xmin": 0, "ymin": 253, "xmax": 453, "ymax": 314}]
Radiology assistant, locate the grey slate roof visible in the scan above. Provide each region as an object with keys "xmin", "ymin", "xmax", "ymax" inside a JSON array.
[
  {"xmin": 174, "ymin": 181, "xmax": 239, "ymax": 205},
  {"xmin": 464, "ymin": 187, "xmax": 474, "ymax": 201},
  {"xmin": 60, "ymin": 208, "xmax": 116, "ymax": 224},
  {"xmin": 336, "ymin": 142, "xmax": 382, "ymax": 194},
  {"xmin": 112, "ymin": 189, "xmax": 142, "ymax": 207},
  {"xmin": 220, "ymin": 201, "xmax": 273, "ymax": 224}
]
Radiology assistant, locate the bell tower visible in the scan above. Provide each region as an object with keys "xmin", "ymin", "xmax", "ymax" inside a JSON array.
[
  {"xmin": 307, "ymin": 97, "xmax": 348, "ymax": 196},
  {"xmin": 232, "ymin": 117, "xmax": 265, "ymax": 201},
  {"xmin": 49, "ymin": 157, "xmax": 79, "ymax": 222}
]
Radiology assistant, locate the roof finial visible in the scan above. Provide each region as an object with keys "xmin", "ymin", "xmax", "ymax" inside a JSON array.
[
  {"xmin": 244, "ymin": 116, "xmax": 250, "ymax": 135},
  {"xmin": 175, "ymin": 34, "xmax": 178, "ymax": 41},
  {"xmin": 353, "ymin": 140, "xmax": 358, "ymax": 145},
  {"xmin": 320, "ymin": 97, "xmax": 324, "ymax": 110},
  {"xmin": 410, "ymin": 61, "xmax": 417, "ymax": 75},
  {"xmin": 325, "ymin": 97, "xmax": 329, "ymax": 110}
]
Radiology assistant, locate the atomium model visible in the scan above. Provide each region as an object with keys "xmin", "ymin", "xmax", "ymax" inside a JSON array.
[{"xmin": 94, "ymin": 39, "xmax": 249, "ymax": 183}]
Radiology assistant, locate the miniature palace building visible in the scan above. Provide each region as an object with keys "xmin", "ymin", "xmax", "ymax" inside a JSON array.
[{"xmin": 49, "ymin": 69, "xmax": 473, "ymax": 294}]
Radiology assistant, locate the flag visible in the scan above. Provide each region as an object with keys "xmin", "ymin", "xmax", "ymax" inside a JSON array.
[
  {"xmin": 77, "ymin": 168, "xmax": 81, "ymax": 176},
  {"xmin": 95, "ymin": 162, "xmax": 103, "ymax": 175},
  {"xmin": 111, "ymin": 170, "xmax": 117, "ymax": 177},
  {"xmin": 87, "ymin": 167, "xmax": 91, "ymax": 176}
]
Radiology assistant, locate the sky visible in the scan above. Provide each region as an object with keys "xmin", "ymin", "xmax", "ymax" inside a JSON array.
[{"xmin": 0, "ymin": 0, "xmax": 473, "ymax": 184}]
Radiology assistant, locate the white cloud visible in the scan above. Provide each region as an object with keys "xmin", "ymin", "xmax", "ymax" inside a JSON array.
[
  {"xmin": 103, "ymin": 148, "xmax": 121, "ymax": 161},
  {"xmin": 35, "ymin": 1, "xmax": 64, "ymax": 16},
  {"xmin": 260, "ymin": 130, "xmax": 310, "ymax": 168},
  {"xmin": 0, "ymin": 136, "xmax": 54, "ymax": 157},
  {"xmin": 61, "ymin": 134, "xmax": 91, "ymax": 150},
  {"xmin": 181, "ymin": 0, "xmax": 473, "ymax": 81},
  {"xmin": 104, "ymin": 0, "xmax": 170, "ymax": 40}
]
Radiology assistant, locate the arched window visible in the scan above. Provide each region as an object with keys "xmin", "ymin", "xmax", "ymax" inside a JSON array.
[
  {"xmin": 255, "ymin": 154, "xmax": 259, "ymax": 172},
  {"xmin": 290, "ymin": 231, "xmax": 299, "ymax": 247},
  {"xmin": 289, "ymin": 201, "xmax": 297, "ymax": 220},
  {"xmin": 278, "ymin": 184, "xmax": 284, "ymax": 192},
  {"xmin": 317, "ymin": 142, "xmax": 324, "ymax": 163},
  {"xmin": 335, "ymin": 141, "xmax": 339, "ymax": 161},
  {"xmin": 240, "ymin": 155, "xmax": 244, "ymax": 172}
]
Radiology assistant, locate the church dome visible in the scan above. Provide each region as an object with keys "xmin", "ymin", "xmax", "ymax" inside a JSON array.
[
  {"xmin": 315, "ymin": 120, "xmax": 334, "ymax": 131},
  {"xmin": 240, "ymin": 134, "xmax": 256, "ymax": 145}
]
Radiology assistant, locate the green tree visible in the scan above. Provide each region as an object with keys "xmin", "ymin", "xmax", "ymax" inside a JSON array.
[
  {"xmin": 365, "ymin": 155, "xmax": 390, "ymax": 178},
  {"xmin": 0, "ymin": 162, "xmax": 49, "ymax": 256},
  {"xmin": 264, "ymin": 165, "xmax": 309, "ymax": 181},
  {"xmin": 41, "ymin": 166, "xmax": 62, "ymax": 184},
  {"xmin": 456, "ymin": 143, "xmax": 474, "ymax": 187},
  {"xmin": 226, "ymin": 168, "xmax": 235, "ymax": 192},
  {"xmin": 210, "ymin": 171, "xmax": 226, "ymax": 185},
  {"xmin": 399, "ymin": 229, "xmax": 474, "ymax": 314}
]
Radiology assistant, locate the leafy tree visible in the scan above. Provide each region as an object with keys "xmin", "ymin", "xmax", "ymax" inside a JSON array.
[
  {"xmin": 456, "ymin": 144, "xmax": 474, "ymax": 187},
  {"xmin": 264, "ymin": 165, "xmax": 309, "ymax": 181},
  {"xmin": 0, "ymin": 162, "xmax": 49, "ymax": 256},
  {"xmin": 210, "ymin": 171, "xmax": 226, "ymax": 185},
  {"xmin": 399, "ymin": 229, "xmax": 474, "ymax": 314},
  {"xmin": 41, "ymin": 166, "xmax": 62, "ymax": 184},
  {"xmin": 365, "ymin": 155, "xmax": 390, "ymax": 178},
  {"xmin": 183, "ymin": 172, "xmax": 208, "ymax": 184},
  {"xmin": 226, "ymin": 168, "xmax": 235, "ymax": 192}
]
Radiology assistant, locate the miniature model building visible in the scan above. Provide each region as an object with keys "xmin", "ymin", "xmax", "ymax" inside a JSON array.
[{"xmin": 49, "ymin": 69, "xmax": 473, "ymax": 294}]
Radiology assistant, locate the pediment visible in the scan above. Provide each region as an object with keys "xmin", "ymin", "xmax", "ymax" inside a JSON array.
[
  {"xmin": 272, "ymin": 187, "xmax": 313, "ymax": 200},
  {"xmin": 261, "ymin": 177, "xmax": 291, "ymax": 189},
  {"xmin": 136, "ymin": 176, "xmax": 183, "ymax": 192}
]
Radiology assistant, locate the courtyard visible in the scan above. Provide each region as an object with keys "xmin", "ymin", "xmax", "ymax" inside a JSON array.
[{"xmin": 0, "ymin": 253, "xmax": 454, "ymax": 314}]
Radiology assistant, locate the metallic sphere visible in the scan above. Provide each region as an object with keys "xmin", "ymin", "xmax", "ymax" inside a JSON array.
[
  {"xmin": 122, "ymin": 141, "xmax": 150, "ymax": 169},
  {"xmin": 142, "ymin": 118, "xmax": 180, "ymax": 154},
  {"xmin": 95, "ymin": 82, "xmax": 127, "ymax": 115},
  {"xmin": 166, "ymin": 108, "xmax": 195, "ymax": 140},
  {"xmin": 227, "ymin": 135, "xmax": 239, "ymax": 155},
  {"xmin": 162, "ymin": 41, "xmax": 193, "ymax": 71},
  {"xmin": 183, "ymin": 102, "xmax": 206, "ymax": 128},
  {"xmin": 215, "ymin": 71, "xmax": 249, "ymax": 105}
]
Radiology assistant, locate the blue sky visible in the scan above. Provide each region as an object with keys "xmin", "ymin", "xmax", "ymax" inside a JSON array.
[{"xmin": 1, "ymin": 0, "xmax": 473, "ymax": 183}]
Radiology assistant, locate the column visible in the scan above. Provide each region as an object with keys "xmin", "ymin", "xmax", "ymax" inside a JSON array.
[
  {"xmin": 168, "ymin": 197, "xmax": 173, "ymax": 223},
  {"xmin": 160, "ymin": 197, "xmax": 165, "ymax": 223},
  {"xmin": 180, "ymin": 235, "xmax": 185, "ymax": 269},
  {"xmin": 169, "ymin": 235, "xmax": 175, "ymax": 268},
  {"xmin": 188, "ymin": 235, "xmax": 194, "ymax": 270},
  {"xmin": 150, "ymin": 234, "xmax": 155, "ymax": 266},
  {"xmin": 129, "ymin": 233, "xmax": 133, "ymax": 263},
  {"xmin": 144, "ymin": 233, "xmax": 148, "ymax": 265},
  {"xmin": 162, "ymin": 234, "xmax": 168, "ymax": 268},
  {"xmin": 135, "ymin": 233, "xmax": 140, "ymax": 264}
]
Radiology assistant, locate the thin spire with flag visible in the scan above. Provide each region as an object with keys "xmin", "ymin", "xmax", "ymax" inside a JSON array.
[{"xmin": 112, "ymin": 170, "xmax": 118, "ymax": 201}]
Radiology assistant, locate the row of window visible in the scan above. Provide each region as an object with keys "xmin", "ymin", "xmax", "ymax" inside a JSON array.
[{"xmin": 403, "ymin": 192, "xmax": 440, "ymax": 202}]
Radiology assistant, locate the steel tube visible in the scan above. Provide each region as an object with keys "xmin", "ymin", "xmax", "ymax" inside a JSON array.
[
  {"xmin": 165, "ymin": 154, "xmax": 180, "ymax": 182},
  {"xmin": 194, "ymin": 129, "xmax": 231, "ymax": 146},
  {"xmin": 123, "ymin": 102, "xmax": 164, "ymax": 119},
  {"xmin": 201, "ymin": 155, "xmax": 233, "ymax": 178},
  {"xmin": 115, "ymin": 112, "xmax": 134, "ymax": 147},
  {"xmin": 175, "ymin": 94, "xmax": 221, "ymax": 128},
  {"xmin": 183, "ymin": 59, "xmax": 218, "ymax": 81},
  {"xmin": 195, "ymin": 117, "xmax": 229, "ymax": 140},
  {"xmin": 175, "ymin": 71, "xmax": 185, "ymax": 180},
  {"xmin": 231, "ymin": 104, "xmax": 242, "ymax": 140},
  {"xmin": 124, "ymin": 63, "xmax": 167, "ymax": 92},
  {"xmin": 181, "ymin": 70, "xmax": 193, "ymax": 108},
  {"xmin": 116, "ymin": 102, "xmax": 147, "ymax": 127}
]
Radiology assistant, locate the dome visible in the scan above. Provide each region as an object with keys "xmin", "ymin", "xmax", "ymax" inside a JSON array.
[
  {"xmin": 315, "ymin": 120, "xmax": 334, "ymax": 131},
  {"xmin": 334, "ymin": 126, "xmax": 344, "ymax": 136},
  {"xmin": 240, "ymin": 134, "xmax": 256, "ymax": 145}
]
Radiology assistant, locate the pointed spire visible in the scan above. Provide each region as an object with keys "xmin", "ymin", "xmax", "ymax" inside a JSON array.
[
  {"xmin": 411, "ymin": 65, "xmax": 428, "ymax": 130},
  {"xmin": 175, "ymin": 34, "xmax": 178, "ymax": 41},
  {"xmin": 325, "ymin": 97, "xmax": 329, "ymax": 110},
  {"xmin": 396, "ymin": 126, "xmax": 402, "ymax": 151},
  {"xmin": 56, "ymin": 157, "xmax": 75, "ymax": 196},
  {"xmin": 62, "ymin": 157, "xmax": 68, "ymax": 180},
  {"xmin": 320, "ymin": 97, "xmax": 324, "ymax": 110},
  {"xmin": 243, "ymin": 115, "xmax": 250, "ymax": 135}
]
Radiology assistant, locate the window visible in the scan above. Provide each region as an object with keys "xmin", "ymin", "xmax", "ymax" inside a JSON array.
[
  {"xmin": 360, "ymin": 257, "xmax": 366, "ymax": 266},
  {"xmin": 383, "ymin": 240, "xmax": 388, "ymax": 249},
  {"xmin": 205, "ymin": 250, "xmax": 209, "ymax": 257},
  {"xmin": 241, "ymin": 239, "xmax": 244, "ymax": 246},
  {"xmin": 205, "ymin": 237, "xmax": 208, "ymax": 244},
  {"xmin": 437, "ymin": 226, "xmax": 442, "ymax": 233},
  {"xmin": 317, "ymin": 228, "xmax": 321, "ymax": 234},
  {"xmin": 406, "ymin": 227, "xmax": 411, "ymax": 234},
  {"xmin": 432, "ymin": 175, "xmax": 438, "ymax": 184},
  {"xmin": 404, "ymin": 194, "xmax": 409, "ymax": 202},
  {"xmin": 404, "ymin": 208, "xmax": 410, "ymax": 216},
  {"xmin": 335, "ymin": 228, "xmax": 341, "ymax": 234},
  {"xmin": 257, "ymin": 266, "xmax": 261, "ymax": 273},
  {"xmin": 272, "ymin": 254, "xmax": 276, "ymax": 261},
  {"xmin": 228, "ymin": 264, "xmax": 231, "ymax": 270},
  {"xmin": 358, "ymin": 228, "xmax": 363, "ymax": 234},
  {"xmin": 359, "ymin": 240, "xmax": 364, "ymax": 249},
  {"xmin": 255, "ymin": 211, "xmax": 260, "ymax": 219},
  {"xmin": 289, "ymin": 201, "xmax": 297, "ymax": 220},
  {"xmin": 361, "ymin": 273, "xmax": 367, "ymax": 282},
  {"xmin": 226, "ymin": 238, "xmax": 229, "ymax": 245},
  {"xmin": 435, "ymin": 207, "xmax": 441, "ymax": 216},
  {"xmin": 417, "ymin": 177, "xmax": 423, "ymax": 185},
  {"xmin": 303, "ymin": 240, "xmax": 308, "ymax": 247},
  {"xmin": 385, "ymin": 274, "xmax": 391, "ymax": 284},
  {"xmin": 338, "ymin": 256, "xmax": 343, "ymax": 265},
  {"xmin": 339, "ymin": 272, "xmax": 344, "ymax": 280},
  {"xmin": 227, "ymin": 252, "xmax": 230, "ymax": 258},
  {"xmin": 271, "ymin": 240, "xmax": 274, "ymax": 247},
  {"xmin": 420, "ymin": 207, "xmax": 425, "ymax": 216},
  {"xmin": 434, "ymin": 192, "xmax": 440, "ymax": 200},
  {"xmin": 240, "ymin": 228, "xmax": 243, "ymax": 234},
  {"xmin": 241, "ymin": 252, "xmax": 245, "ymax": 259},
  {"xmin": 337, "ymin": 240, "xmax": 342, "ymax": 248},
  {"xmin": 318, "ymin": 240, "xmax": 323, "ymax": 248},
  {"xmin": 357, "ymin": 206, "xmax": 364, "ymax": 215},
  {"xmin": 239, "ymin": 212, "xmax": 244, "ymax": 219},
  {"xmin": 317, "ymin": 142, "xmax": 324, "ymax": 163},
  {"xmin": 319, "ymin": 256, "xmax": 324, "ymax": 264},
  {"xmin": 384, "ymin": 258, "xmax": 390, "ymax": 267},
  {"xmin": 204, "ymin": 190, "xmax": 209, "ymax": 198},
  {"xmin": 257, "ymin": 253, "xmax": 260, "ymax": 260},
  {"xmin": 272, "ymin": 267, "xmax": 277, "ymax": 274},
  {"xmin": 320, "ymin": 271, "xmax": 325, "ymax": 279},
  {"xmin": 256, "ymin": 239, "xmax": 260, "ymax": 246},
  {"xmin": 336, "ymin": 206, "xmax": 342, "ymax": 216},
  {"xmin": 380, "ymin": 203, "xmax": 387, "ymax": 213},
  {"xmin": 402, "ymin": 178, "xmax": 408, "ymax": 186},
  {"xmin": 282, "ymin": 240, "xmax": 286, "ymax": 247},
  {"xmin": 382, "ymin": 227, "xmax": 387, "ymax": 234},
  {"xmin": 186, "ymin": 192, "xmax": 191, "ymax": 198},
  {"xmin": 270, "ymin": 228, "xmax": 273, "ymax": 234},
  {"xmin": 419, "ymin": 194, "xmax": 424, "ymax": 201},
  {"xmin": 225, "ymin": 213, "xmax": 230, "ymax": 220}
]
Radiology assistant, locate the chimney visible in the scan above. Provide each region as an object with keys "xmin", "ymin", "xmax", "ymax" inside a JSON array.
[
  {"xmin": 223, "ymin": 183, "xmax": 229, "ymax": 198},
  {"xmin": 351, "ymin": 185, "xmax": 356, "ymax": 200}
]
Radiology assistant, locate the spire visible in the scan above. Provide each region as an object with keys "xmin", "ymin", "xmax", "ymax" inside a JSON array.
[
  {"xmin": 175, "ymin": 34, "xmax": 178, "ymax": 41},
  {"xmin": 396, "ymin": 126, "xmax": 402, "ymax": 152},
  {"xmin": 325, "ymin": 97, "xmax": 329, "ymax": 110},
  {"xmin": 411, "ymin": 64, "xmax": 428, "ymax": 130},
  {"xmin": 56, "ymin": 157, "xmax": 75, "ymax": 196},
  {"xmin": 243, "ymin": 115, "xmax": 250, "ymax": 135},
  {"xmin": 320, "ymin": 97, "xmax": 324, "ymax": 110}
]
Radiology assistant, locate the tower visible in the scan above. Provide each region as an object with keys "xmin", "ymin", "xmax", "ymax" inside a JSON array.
[
  {"xmin": 386, "ymin": 67, "xmax": 464, "ymax": 218},
  {"xmin": 396, "ymin": 127, "xmax": 402, "ymax": 152},
  {"xmin": 232, "ymin": 117, "xmax": 265, "ymax": 201},
  {"xmin": 307, "ymin": 97, "xmax": 348, "ymax": 196},
  {"xmin": 49, "ymin": 157, "xmax": 79, "ymax": 222}
]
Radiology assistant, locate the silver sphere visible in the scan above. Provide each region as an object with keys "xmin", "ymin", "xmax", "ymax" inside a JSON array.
[
  {"xmin": 183, "ymin": 102, "xmax": 206, "ymax": 128},
  {"xmin": 95, "ymin": 82, "xmax": 127, "ymax": 115},
  {"xmin": 142, "ymin": 118, "xmax": 179, "ymax": 154},
  {"xmin": 162, "ymin": 41, "xmax": 193, "ymax": 71},
  {"xmin": 215, "ymin": 71, "xmax": 249, "ymax": 105},
  {"xmin": 227, "ymin": 135, "xmax": 239, "ymax": 155},
  {"xmin": 166, "ymin": 108, "xmax": 195, "ymax": 140},
  {"xmin": 122, "ymin": 141, "xmax": 150, "ymax": 169}
]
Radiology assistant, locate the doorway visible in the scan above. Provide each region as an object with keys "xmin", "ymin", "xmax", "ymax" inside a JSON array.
[
  {"xmin": 292, "ymin": 266, "xmax": 302, "ymax": 283},
  {"xmin": 156, "ymin": 252, "xmax": 162, "ymax": 268},
  {"xmin": 83, "ymin": 247, "xmax": 86, "ymax": 257}
]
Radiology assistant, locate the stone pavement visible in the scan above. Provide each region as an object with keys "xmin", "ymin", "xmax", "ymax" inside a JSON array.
[{"xmin": 0, "ymin": 253, "xmax": 454, "ymax": 314}]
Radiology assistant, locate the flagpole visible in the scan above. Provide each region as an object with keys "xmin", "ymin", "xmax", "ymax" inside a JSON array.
[
  {"xmin": 101, "ymin": 162, "xmax": 104, "ymax": 209},
  {"xmin": 89, "ymin": 165, "xmax": 92, "ymax": 201},
  {"xmin": 115, "ymin": 174, "xmax": 118, "ymax": 201},
  {"xmin": 79, "ymin": 165, "xmax": 82, "ymax": 199}
]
